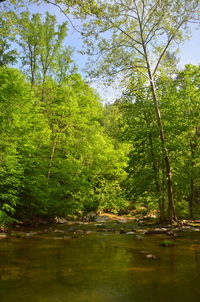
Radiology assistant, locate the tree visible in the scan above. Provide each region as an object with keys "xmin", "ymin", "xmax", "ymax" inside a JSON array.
[
  {"xmin": 16, "ymin": 12, "xmax": 42, "ymax": 85},
  {"xmin": 0, "ymin": 14, "xmax": 17, "ymax": 66},
  {"xmin": 117, "ymin": 64, "xmax": 200, "ymax": 220},
  {"xmin": 158, "ymin": 65, "xmax": 200, "ymax": 218},
  {"xmin": 54, "ymin": 0, "xmax": 200, "ymax": 222},
  {"xmin": 36, "ymin": 74, "xmax": 128, "ymax": 216},
  {"xmin": 0, "ymin": 66, "xmax": 50, "ymax": 221},
  {"xmin": 175, "ymin": 65, "xmax": 200, "ymax": 218},
  {"xmin": 16, "ymin": 11, "xmax": 71, "ymax": 85},
  {"xmin": 116, "ymin": 76, "xmax": 164, "ymax": 219}
]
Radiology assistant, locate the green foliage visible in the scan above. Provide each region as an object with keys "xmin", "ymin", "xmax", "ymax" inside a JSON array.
[
  {"xmin": 0, "ymin": 2, "xmax": 199, "ymax": 225},
  {"xmin": 157, "ymin": 65, "xmax": 200, "ymax": 217},
  {"xmin": 0, "ymin": 65, "xmax": 129, "ymax": 223},
  {"xmin": 118, "ymin": 65, "xmax": 200, "ymax": 220},
  {"xmin": 36, "ymin": 75, "xmax": 129, "ymax": 216},
  {"xmin": 118, "ymin": 80, "xmax": 161, "ymax": 209},
  {"xmin": 16, "ymin": 11, "xmax": 74, "ymax": 84},
  {"xmin": 0, "ymin": 14, "xmax": 18, "ymax": 66},
  {"xmin": 0, "ymin": 7, "xmax": 131, "ymax": 224},
  {"xmin": 0, "ymin": 210, "xmax": 16, "ymax": 226},
  {"xmin": 63, "ymin": 0, "xmax": 200, "ymax": 222}
]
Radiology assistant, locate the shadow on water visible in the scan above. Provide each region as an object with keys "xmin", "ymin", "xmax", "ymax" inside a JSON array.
[{"xmin": 0, "ymin": 231, "xmax": 200, "ymax": 302}]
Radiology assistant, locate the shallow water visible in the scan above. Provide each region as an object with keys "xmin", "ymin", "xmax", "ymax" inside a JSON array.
[{"xmin": 0, "ymin": 230, "xmax": 200, "ymax": 302}]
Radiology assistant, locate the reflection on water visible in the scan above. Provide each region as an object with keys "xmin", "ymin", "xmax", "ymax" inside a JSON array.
[{"xmin": 0, "ymin": 231, "xmax": 200, "ymax": 302}]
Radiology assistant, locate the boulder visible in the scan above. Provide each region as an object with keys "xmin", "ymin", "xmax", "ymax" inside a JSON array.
[
  {"xmin": 84, "ymin": 212, "xmax": 97, "ymax": 221},
  {"xmin": 54, "ymin": 217, "xmax": 68, "ymax": 224}
]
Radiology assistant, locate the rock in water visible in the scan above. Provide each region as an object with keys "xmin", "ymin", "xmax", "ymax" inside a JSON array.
[
  {"xmin": 94, "ymin": 215, "xmax": 110, "ymax": 222},
  {"xmin": 135, "ymin": 235, "xmax": 144, "ymax": 240},
  {"xmin": 55, "ymin": 217, "xmax": 68, "ymax": 224},
  {"xmin": 145, "ymin": 254, "xmax": 157, "ymax": 260}
]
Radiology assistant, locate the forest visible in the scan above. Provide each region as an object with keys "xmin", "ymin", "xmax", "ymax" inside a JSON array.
[
  {"xmin": 0, "ymin": 2, "xmax": 200, "ymax": 302},
  {"xmin": 0, "ymin": 0, "xmax": 200, "ymax": 226}
]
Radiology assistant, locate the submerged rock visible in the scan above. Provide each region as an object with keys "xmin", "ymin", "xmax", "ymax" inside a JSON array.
[
  {"xmin": 135, "ymin": 235, "xmax": 144, "ymax": 240},
  {"xmin": 120, "ymin": 228, "xmax": 126, "ymax": 234},
  {"xmin": 68, "ymin": 226, "xmax": 76, "ymax": 232},
  {"xmin": 85, "ymin": 230, "xmax": 93, "ymax": 234}
]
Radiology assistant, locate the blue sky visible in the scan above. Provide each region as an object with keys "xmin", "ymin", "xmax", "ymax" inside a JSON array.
[
  {"xmin": 179, "ymin": 26, "xmax": 200, "ymax": 67},
  {"xmin": 4, "ymin": 1, "xmax": 200, "ymax": 102}
]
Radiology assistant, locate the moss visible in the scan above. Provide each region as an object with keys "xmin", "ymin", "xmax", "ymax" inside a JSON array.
[{"xmin": 160, "ymin": 240, "xmax": 174, "ymax": 247}]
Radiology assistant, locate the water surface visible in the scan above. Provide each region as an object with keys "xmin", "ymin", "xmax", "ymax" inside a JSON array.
[{"xmin": 0, "ymin": 230, "xmax": 200, "ymax": 302}]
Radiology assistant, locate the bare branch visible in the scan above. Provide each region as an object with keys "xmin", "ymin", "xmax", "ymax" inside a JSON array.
[
  {"xmin": 104, "ymin": 64, "xmax": 149, "ymax": 80},
  {"xmin": 153, "ymin": 21, "xmax": 186, "ymax": 76},
  {"xmin": 142, "ymin": 1, "xmax": 160, "ymax": 31},
  {"xmin": 44, "ymin": 0, "xmax": 82, "ymax": 33},
  {"xmin": 141, "ymin": 0, "xmax": 145, "ymax": 23},
  {"xmin": 144, "ymin": 13, "xmax": 165, "ymax": 45},
  {"xmin": 102, "ymin": 17, "xmax": 145, "ymax": 57}
]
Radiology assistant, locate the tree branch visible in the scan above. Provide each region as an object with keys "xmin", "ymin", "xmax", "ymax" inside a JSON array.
[
  {"xmin": 153, "ymin": 21, "xmax": 185, "ymax": 76},
  {"xmin": 44, "ymin": 0, "xmax": 82, "ymax": 33}
]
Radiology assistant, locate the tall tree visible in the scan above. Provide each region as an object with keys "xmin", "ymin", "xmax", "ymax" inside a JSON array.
[
  {"xmin": 17, "ymin": 12, "xmax": 42, "ymax": 85},
  {"xmin": 54, "ymin": 0, "xmax": 199, "ymax": 222},
  {"xmin": 16, "ymin": 11, "xmax": 70, "ymax": 85}
]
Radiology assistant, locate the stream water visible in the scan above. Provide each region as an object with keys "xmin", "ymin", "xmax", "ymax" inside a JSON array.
[{"xmin": 0, "ymin": 227, "xmax": 200, "ymax": 302}]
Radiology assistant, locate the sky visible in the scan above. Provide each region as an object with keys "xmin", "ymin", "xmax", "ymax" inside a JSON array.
[{"xmin": 2, "ymin": 0, "xmax": 200, "ymax": 102}]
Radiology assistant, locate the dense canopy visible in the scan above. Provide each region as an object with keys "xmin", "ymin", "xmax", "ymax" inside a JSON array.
[{"xmin": 0, "ymin": 0, "xmax": 200, "ymax": 225}]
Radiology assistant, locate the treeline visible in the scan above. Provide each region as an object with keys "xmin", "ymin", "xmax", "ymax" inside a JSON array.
[
  {"xmin": 0, "ymin": 11, "xmax": 129, "ymax": 224},
  {"xmin": 0, "ymin": 8, "xmax": 200, "ymax": 224}
]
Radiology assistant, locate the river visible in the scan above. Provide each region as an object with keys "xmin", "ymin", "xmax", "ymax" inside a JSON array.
[{"xmin": 0, "ymin": 225, "xmax": 200, "ymax": 302}]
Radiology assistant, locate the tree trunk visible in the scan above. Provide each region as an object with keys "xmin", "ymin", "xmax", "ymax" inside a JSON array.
[
  {"xmin": 146, "ymin": 117, "xmax": 164, "ymax": 221},
  {"xmin": 137, "ymin": 17, "xmax": 177, "ymax": 222},
  {"xmin": 189, "ymin": 137, "xmax": 196, "ymax": 218},
  {"xmin": 160, "ymin": 159, "xmax": 166, "ymax": 222},
  {"xmin": 148, "ymin": 74, "xmax": 177, "ymax": 222}
]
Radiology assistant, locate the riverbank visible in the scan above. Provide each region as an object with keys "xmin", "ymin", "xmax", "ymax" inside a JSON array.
[{"xmin": 1, "ymin": 213, "xmax": 200, "ymax": 241}]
